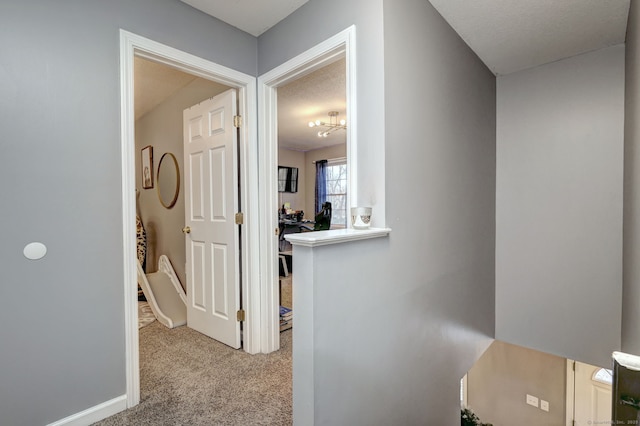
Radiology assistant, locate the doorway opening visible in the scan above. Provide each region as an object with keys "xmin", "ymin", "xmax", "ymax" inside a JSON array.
[
  {"xmin": 134, "ymin": 54, "xmax": 231, "ymax": 299},
  {"xmin": 275, "ymin": 57, "xmax": 348, "ymax": 334},
  {"xmin": 257, "ymin": 25, "xmax": 357, "ymax": 353},
  {"xmin": 120, "ymin": 30, "xmax": 259, "ymax": 407}
]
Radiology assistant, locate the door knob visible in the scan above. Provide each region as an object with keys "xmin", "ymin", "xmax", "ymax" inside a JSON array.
[{"xmin": 182, "ymin": 226, "xmax": 191, "ymax": 234}]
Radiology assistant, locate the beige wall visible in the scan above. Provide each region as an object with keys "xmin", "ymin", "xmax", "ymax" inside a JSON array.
[
  {"xmin": 467, "ymin": 340, "xmax": 566, "ymax": 426},
  {"xmin": 136, "ymin": 77, "xmax": 229, "ymax": 287},
  {"xmin": 303, "ymin": 144, "xmax": 346, "ymax": 220},
  {"xmin": 278, "ymin": 143, "xmax": 347, "ymax": 221},
  {"xmin": 277, "ymin": 148, "xmax": 306, "ymax": 213}
]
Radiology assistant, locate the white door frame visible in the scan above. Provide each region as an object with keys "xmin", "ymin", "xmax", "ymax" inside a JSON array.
[
  {"xmin": 257, "ymin": 25, "xmax": 357, "ymax": 353},
  {"xmin": 119, "ymin": 30, "xmax": 260, "ymax": 408},
  {"xmin": 566, "ymin": 359, "xmax": 575, "ymax": 426}
]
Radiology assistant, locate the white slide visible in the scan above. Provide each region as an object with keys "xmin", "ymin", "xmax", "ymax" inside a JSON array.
[{"xmin": 137, "ymin": 255, "xmax": 187, "ymax": 329}]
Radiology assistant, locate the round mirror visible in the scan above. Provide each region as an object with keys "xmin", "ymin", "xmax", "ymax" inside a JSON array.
[{"xmin": 156, "ymin": 152, "xmax": 180, "ymax": 209}]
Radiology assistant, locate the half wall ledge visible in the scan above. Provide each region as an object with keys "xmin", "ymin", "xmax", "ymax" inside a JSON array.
[{"xmin": 284, "ymin": 228, "xmax": 392, "ymax": 248}]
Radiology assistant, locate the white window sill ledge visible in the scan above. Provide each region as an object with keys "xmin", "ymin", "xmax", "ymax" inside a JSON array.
[{"xmin": 284, "ymin": 227, "xmax": 392, "ymax": 248}]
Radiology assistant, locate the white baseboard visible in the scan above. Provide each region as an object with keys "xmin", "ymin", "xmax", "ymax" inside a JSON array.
[{"xmin": 47, "ymin": 395, "xmax": 127, "ymax": 426}]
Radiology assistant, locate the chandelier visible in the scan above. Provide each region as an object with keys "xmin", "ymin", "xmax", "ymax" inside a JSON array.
[{"xmin": 308, "ymin": 111, "xmax": 347, "ymax": 138}]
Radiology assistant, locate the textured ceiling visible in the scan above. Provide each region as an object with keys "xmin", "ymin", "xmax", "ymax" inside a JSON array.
[
  {"xmin": 428, "ymin": 0, "xmax": 630, "ymax": 75},
  {"xmin": 277, "ymin": 58, "xmax": 346, "ymax": 152},
  {"xmin": 181, "ymin": 0, "xmax": 308, "ymax": 36}
]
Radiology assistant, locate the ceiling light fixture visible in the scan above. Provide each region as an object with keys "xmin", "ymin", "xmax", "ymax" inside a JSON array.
[{"xmin": 308, "ymin": 111, "xmax": 347, "ymax": 138}]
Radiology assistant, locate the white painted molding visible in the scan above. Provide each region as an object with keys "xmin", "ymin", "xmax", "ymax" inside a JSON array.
[
  {"xmin": 123, "ymin": 31, "xmax": 254, "ymax": 88},
  {"xmin": 119, "ymin": 29, "xmax": 140, "ymax": 410},
  {"xmin": 237, "ymin": 79, "xmax": 262, "ymax": 356},
  {"xmin": 119, "ymin": 29, "xmax": 261, "ymax": 410},
  {"xmin": 257, "ymin": 79, "xmax": 281, "ymax": 354},
  {"xmin": 285, "ymin": 227, "xmax": 391, "ymax": 247},
  {"xmin": 46, "ymin": 395, "xmax": 127, "ymax": 426},
  {"xmin": 257, "ymin": 25, "xmax": 357, "ymax": 354}
]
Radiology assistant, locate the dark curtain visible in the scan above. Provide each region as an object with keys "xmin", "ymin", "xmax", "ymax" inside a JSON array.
[{"xmin": 315, "ymin": 160, "xmax": 328, "ymax": 213}]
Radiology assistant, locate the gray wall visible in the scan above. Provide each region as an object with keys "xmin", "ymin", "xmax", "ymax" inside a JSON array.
[
  {"xmin": 624, "ymin": 0, "xmax": 640, "ymax": 355},
  {"xmin": 136, "ymin": 77, "xmax": 229, "ymax": 287},
  {"xmin": 496, "ymin": 45, "xmax": 625, "ymax": 367},
  {"xmin": 383, "ymin": 0, "xmax": 496, "ymax": 422},
  {"xmin": 273, "ymin": 0, "xmax": 496, "ymax": 423},
  {"xmin": 467, "ymin": 341, "xmax": 566, "ymax": 426},
  {"xmin": 259, "ymin": 0, "xmax": 387, "ymax": 227},
  {"xmin": 0, "ymin": 1, "xmax": 256, "ymax": 424}
]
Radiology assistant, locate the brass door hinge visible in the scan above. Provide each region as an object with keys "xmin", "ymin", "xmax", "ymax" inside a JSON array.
[
  {"xmin": 233, "ymin": 115, "xmax": 242, "ymax": 128},
  {"xmin": 235, "ymin": 212, "xmax": 244, "ymax": 225},
  {"xmin": 237, "ymin": 309, "xmax": 245, "ymax": 322}
]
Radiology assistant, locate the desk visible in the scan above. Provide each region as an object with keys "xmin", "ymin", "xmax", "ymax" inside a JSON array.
[
  {"xmin": 279, "ymin": 220, "xmax": 314, "ymax": 252},
  {"xmin": 278, "ymin": 219, "xmax": 313, "ymax": 278}
]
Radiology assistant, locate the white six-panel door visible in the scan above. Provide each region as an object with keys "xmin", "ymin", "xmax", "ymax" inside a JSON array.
[{"xmin": 183, "ymin": 88, "xmax": 241, "ymax": 349}]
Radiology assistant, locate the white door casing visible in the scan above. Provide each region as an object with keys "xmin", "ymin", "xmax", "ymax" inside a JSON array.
[
  {"xmin": 184, "ymin": 89, "xmax": 241, "ymax": 349},
  {"xmin": 121, "ymin": 30, "xmax": 259, "ymax": 408}
]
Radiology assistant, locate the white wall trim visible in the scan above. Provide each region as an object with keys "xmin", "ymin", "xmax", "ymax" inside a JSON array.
[
  {"xmin": 257, "ymin": 25, "xmax": 357, "ymax": 353},
  {"xmin": 119, "ymin": 30, "xmax": 140, "ymax": 409},
  {"xmin": 46, "ymin": 395, "xmax": 127, "ymax": 426},
  {"xmin": 566, "ymin": 359, "xmax": 575, "ymax": 426},
  {"xmin": 285, "ymin": 227, "xmax": 391, "ymax": 248},
  {"xmin": 119, "ymin": 30, "xmax": 260, "ymax": 411}
]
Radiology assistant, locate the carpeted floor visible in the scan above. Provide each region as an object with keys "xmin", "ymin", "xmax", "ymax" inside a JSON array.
[
  {"xmin": 279, "ymin": 274, "xmax": 293, "ymax": 309},
  {"xmin": 93, "ymin": 322, "xmax": 292, "ymax": 425}
]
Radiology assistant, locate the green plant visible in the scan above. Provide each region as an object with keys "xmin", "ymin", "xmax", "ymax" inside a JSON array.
[{"xmin": 461, "ymin": 407, "xmax": 493, "ymax": 426}]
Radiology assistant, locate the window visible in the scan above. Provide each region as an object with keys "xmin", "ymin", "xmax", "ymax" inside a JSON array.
[
  {"xmin": 325, "ymin": 161, "xmax": 347, "ymax": 227},
  {"xmin": 593, "ymin": 368, "xmax": 613, "ymax": 385}
]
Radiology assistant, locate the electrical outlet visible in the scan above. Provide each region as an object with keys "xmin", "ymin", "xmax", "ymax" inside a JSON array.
[
  {"xmin": 526, "ymin": 394, "xmax": 539, "ymax": 407},
  {"xmin": 540, "ymin": 400, "xmax": 549, "ymax": 412}
]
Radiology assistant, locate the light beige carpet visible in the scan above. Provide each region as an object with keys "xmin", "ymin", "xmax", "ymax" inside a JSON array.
[
  {"xmin": 280, "ymin": 274, "xmax": 293, "ymax": 309},
  {"xmin": 94, "ymin": 322, "xmax": 292, "ymax": 425}
]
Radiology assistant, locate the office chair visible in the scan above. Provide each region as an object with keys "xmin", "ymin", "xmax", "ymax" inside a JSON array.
[
  {"xmin": 313, "ymin": 202, "xmax": 332, "ymax": 231},
  {"xmin": 297, "ymin": 202, "xmax": 332, "ymax": 232}
]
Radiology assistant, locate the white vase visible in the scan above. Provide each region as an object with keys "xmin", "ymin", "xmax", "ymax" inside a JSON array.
[{"xmin": 350, "ymin": 207, "xmax": 372, "ymax": 229}]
